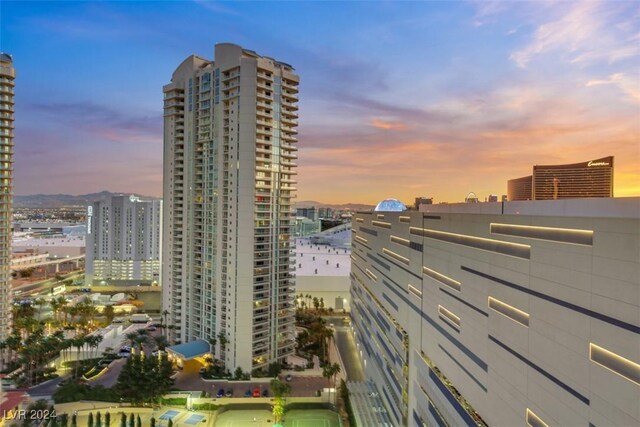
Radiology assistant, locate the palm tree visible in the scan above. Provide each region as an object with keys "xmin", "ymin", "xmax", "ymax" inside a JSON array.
[
  {"xmin": 208, "ymin": 336, "xmax": 217, "ymax": 358},
  {"xmin": 125, "ymin": 332, "xmax": 139, "ymax": 349},
  {"xmin": 153, "ymin": 335, "xmax": 169, "ymax": 352},
  {"xmin": 330, "ymin": 363, "xmax": 341, "ymax": 404},
  {"xmin": 161, "ymin": 310, "xmax": 169, "ymax": 337},
  {"xmin": 217, "ymin": 332, "xmax": 228, "ymax": 354},
  {"xmin": 33, "ymin": 298, "xmax": 46, "ymax": 322},
  {"xmin": 72, "ymin": 336, "xmax": 87, "ymax": 378},
  {"xmin": 322, "ymin": 364, "xmax": 333, "ymax": 403}
]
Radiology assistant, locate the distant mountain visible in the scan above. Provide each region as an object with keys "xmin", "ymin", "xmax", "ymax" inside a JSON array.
[
  {"xmin": 14, "ymin": 191, "xmax": 161, "ymax": 208},
  {"xmin": 296, "ymin": 200, "xmax": 375, "ymax": 211}
]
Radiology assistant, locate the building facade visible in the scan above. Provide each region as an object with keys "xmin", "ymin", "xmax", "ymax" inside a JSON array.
[
  {"xmin": 508, "ymin": 157, "xmax": 614, "ymax": 201},
  {"xmin": 507, "ymin": 175, "xmax": 533, "ymax": 201},
  {"xmin": 0, "ymin": 54, "xmax": 14, "ymax": 340},
  {"xmin": 351, "ymin": 198, "xmax": 639, "ymax": 426},
  {"xmin": 163, "ymin": 43, "xmax": 298, "ymax": 371},
  {"xmin": 86, "ymin": 195, "xmax": 161, "ymax": 286}
]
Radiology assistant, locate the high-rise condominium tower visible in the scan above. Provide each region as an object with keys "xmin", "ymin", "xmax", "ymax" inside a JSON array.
[
  {"xmin": 86, "ymin": 195, "xmax": 162, "ymax": 286},
  {"xmin": 0, "ymin": 54, "xmax": 14, "ymax": 341},
  {"xmin": 163, "ymin": 43, "xmax": 298, "ymax": 371}
]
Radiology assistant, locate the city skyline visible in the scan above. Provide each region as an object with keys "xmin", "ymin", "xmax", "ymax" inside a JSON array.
[{"xmin": 2, "ymin": 0, "xmax": 639, "ymax": 203}]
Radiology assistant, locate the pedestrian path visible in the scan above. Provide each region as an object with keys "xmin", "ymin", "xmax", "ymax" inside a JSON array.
[{"xmin": 347, "ymin": 381, "xmax": 393, "ymax": 426}]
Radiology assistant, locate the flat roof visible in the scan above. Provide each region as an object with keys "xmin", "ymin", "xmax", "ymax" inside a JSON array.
[
  {"xmin": 166, "ymin": 339, "xmax": 210, "ymax": 360},
  {"xmin": 295, "ymin": 237, "xmax": 350, "ymax": 277},
  {"xmin": 417, "ymin": 197, "xmax": 640, "ymax": 219}
]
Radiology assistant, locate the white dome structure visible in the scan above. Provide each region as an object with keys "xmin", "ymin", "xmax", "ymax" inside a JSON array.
[{"xmin": 374, "ymin": 199, "xmax": 407, "ymax": 212}]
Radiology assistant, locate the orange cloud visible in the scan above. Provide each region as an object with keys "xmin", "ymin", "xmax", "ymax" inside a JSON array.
[{"xmin": 371, "ymin": 118, "xmax": 407, "ymax": 131}]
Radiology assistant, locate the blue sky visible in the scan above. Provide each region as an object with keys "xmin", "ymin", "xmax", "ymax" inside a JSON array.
[{"xmin": 2, "ymin": 0, "xmax": 638, "ymax": 203}]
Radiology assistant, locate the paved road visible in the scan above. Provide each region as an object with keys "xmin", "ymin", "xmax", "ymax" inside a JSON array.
[
  {"xmin": 331, "ymin": 317, "xmax": 365, "ymax": 381},
  {"xmin": 29, "ymin": 375, "xmax": 64, "ymax": 398},
  {"xmin": 90, "ymin": 358, "xmax": 126, "ymax": 388}
]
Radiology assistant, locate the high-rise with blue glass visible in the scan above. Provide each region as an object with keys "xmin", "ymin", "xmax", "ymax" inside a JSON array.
[{"xmin": 163, "ymin": 44, "xmax": 299, "ymax": 372}]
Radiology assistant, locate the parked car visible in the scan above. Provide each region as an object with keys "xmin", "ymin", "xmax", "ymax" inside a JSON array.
[
  {"xmin": 253, "ymin": 388, "xmax": 261, "ymax": 398},
  {"xmin": 262, "ymin": 389, "xmax": 269, "ymax": 397},
  {"xmin": 244, "ymin": 389, "xmax": 252, "ymax": 397},
  {"xmin": 225, "ymin": 389, "xmax": 233, "ymax": 397},
  {"xmin": 216, "ymin": 388, "xmax": 225, "ymax": 398}
]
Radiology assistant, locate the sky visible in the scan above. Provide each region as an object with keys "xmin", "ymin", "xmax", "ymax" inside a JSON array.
[{"xmin": 2, "ymin": 0, "xmax": 639, "ymax": 204}]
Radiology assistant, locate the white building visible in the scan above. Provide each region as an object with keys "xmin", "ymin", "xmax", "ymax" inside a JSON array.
[
  {"xmin": 351, "ymin": 198, "xmax": 640, "ymax": 427},
  {"xmin": 86, "ymin": 195, "xmax": 162, "ymax": 286},
  {"xmin": 162, "ymin": 43, "xmax": 299, "ymax": 372},
  {"xmin": 295, "ymin": 224, "xmax": 351, "ymax": 312},
  {"xmin": 0, "ymin": 53, "xmax": 15, "ymax": 340}
]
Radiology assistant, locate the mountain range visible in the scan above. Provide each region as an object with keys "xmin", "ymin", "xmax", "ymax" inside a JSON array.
[
  {"xmin": 13, "ymin": 192, "xmax": 373, "ymax": 210},
  {"xmin": 295, "ymin": 200, "xmax": 375, "ymax": 211}
]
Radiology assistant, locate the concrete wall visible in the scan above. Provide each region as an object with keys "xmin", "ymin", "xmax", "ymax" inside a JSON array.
[{"xmin": 352, "ymin": 199, "xmax": 640, "ymax": 427}]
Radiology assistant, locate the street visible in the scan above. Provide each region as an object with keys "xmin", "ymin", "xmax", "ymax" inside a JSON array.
[
  {"xmin": 28, "ymin": 375, "xmax": 64, "ymax": 398},
  {"xmin": 327, "ymin": 316, "xmax": 365, "ymax": 381}
]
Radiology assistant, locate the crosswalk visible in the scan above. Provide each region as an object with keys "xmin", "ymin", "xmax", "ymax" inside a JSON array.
[{"xmin": 347, "ymin": 381, "xmax": 393, "ymax": 427}]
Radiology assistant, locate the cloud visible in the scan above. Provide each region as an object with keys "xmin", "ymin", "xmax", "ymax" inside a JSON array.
[
  {"xmin": 370, "ymin": 118, "xmax": 408, "ymax": 131},
  {"xmin": 193, "ymin": 0, "xmax": 241, "ymax": 16},
  {"xmin": 27, "ymin": 102, "xmax": 162, "ymax": 144},
  {"xmin": 509, "ymin": 1, "xmax": 639, "ymax": 68},
  {"xmin": 586, "ymin": 73, "xmax": 640, "ymax": 101}
]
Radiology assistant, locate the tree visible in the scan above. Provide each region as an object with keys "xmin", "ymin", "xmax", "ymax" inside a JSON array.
[
  {"xmin": 88, "ymin": 412, "xmax": 94, "ymax": 427},
  {"xmin": 128, "ymin": 413, "xmax": 134, "ymax": 427},
  {"xmin": 136, "ymin": 415, "xmax": 141, "ymax": 427},
  {"xmin": 161, "ymin": 310, "xmax": 169, "ymax": 334},
  {"xmin": 96, "ymin": 412, "xmax": 102, "ymax": 427},
  {"xmin": 233, "ymin": 367, "xmax": 243, "ymax": 380},
  {"xmin": 312, "ymin": 297, "xmax": 320, "ymax": 311},
  {"xmin": 270, "ymin": 378, "xmax": 291, "ymax": 399},
  {"xmin": 105, "ymin": 413, "xmax": 111, "ymax": 427},
  {"xmin": 150, "ymin": 418, "xmax": 155, "ymax": 427},
  {"xmin": 71, "ymin": 413, "xmax": 77, "ymax": 427},
  {"xmin": 322, "ymin": 363, "xmax": 341, "ymax": 405},
  {"xmin": 120, "ymin": 413, "xmax": 126, "ymax": 427},
  {"xmin": 116, "ymin": 354, "xmax": 175, "ymax": 405},
  {"xmin": 272, "ymin": 399, "xmax": 284, "ymax": 424},
  {"xmin": 60, "ymin": 414, "xmax": 69, "ymax": 427},
  {"xmin": 207, "ymin": 336, "xmax": 217, "ymax": 357},
  {"xmin": 331, "ymin": 363, "xmax": 342, "ymax": 404},
  {"xmin": 217, "ymin": 332, "xmax": 228, "ymax": 353},
  {"xmin": 103, "ymin": 305, "xmax": 115, "ymax": 324},
  {"xmin": 153, "ymin": 335, "xmax": 169, "ymax": 351},
  {"xmin": 167, "ymin": 420, "xmax": 173, "ymax": 427}
]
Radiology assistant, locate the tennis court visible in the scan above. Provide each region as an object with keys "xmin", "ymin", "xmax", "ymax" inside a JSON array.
[
  {"xmin": 184, "ymin": 415, "xmax": 205, "ymax": 425},
  {"xmin": 159, "ymin": 410, "xmax": 180, "ymax": 421},
  {"xmin": 214, "ymin": 408, "xmax": 340, "ymax": 427},
  {"xmin": 214, "ymin": 409, "xmax": 272, "ymax": 427},
  {"xmin": 284, "ymin": 409, "xmax": 341, "ymax": 427}
]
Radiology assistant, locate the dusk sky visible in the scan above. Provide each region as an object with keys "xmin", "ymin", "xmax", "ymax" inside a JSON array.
[{"xmin": 2, "ymin": 0, "xmax": 639, "ymax": 204}]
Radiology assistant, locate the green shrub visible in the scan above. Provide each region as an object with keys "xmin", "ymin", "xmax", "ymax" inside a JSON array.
[
  {"xmin": 159, "ymin": 398, "xmax": 186, "ymax": 406},
  {"xmin": 191, "ymin": 403, "xmax": 218, "ymax": 411}
]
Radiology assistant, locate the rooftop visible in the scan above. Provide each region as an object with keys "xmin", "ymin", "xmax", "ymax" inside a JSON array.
[
  {"xmin": 295, "ymin": 223, "xmax": 352, "ymax": 277},
  {"xmin": 166, "ymin": 339, "xmax": 210, "ymax": 361},
  {"xmin": 418, "ymin": 197, "xmax": 640, "ymax": 218}
]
